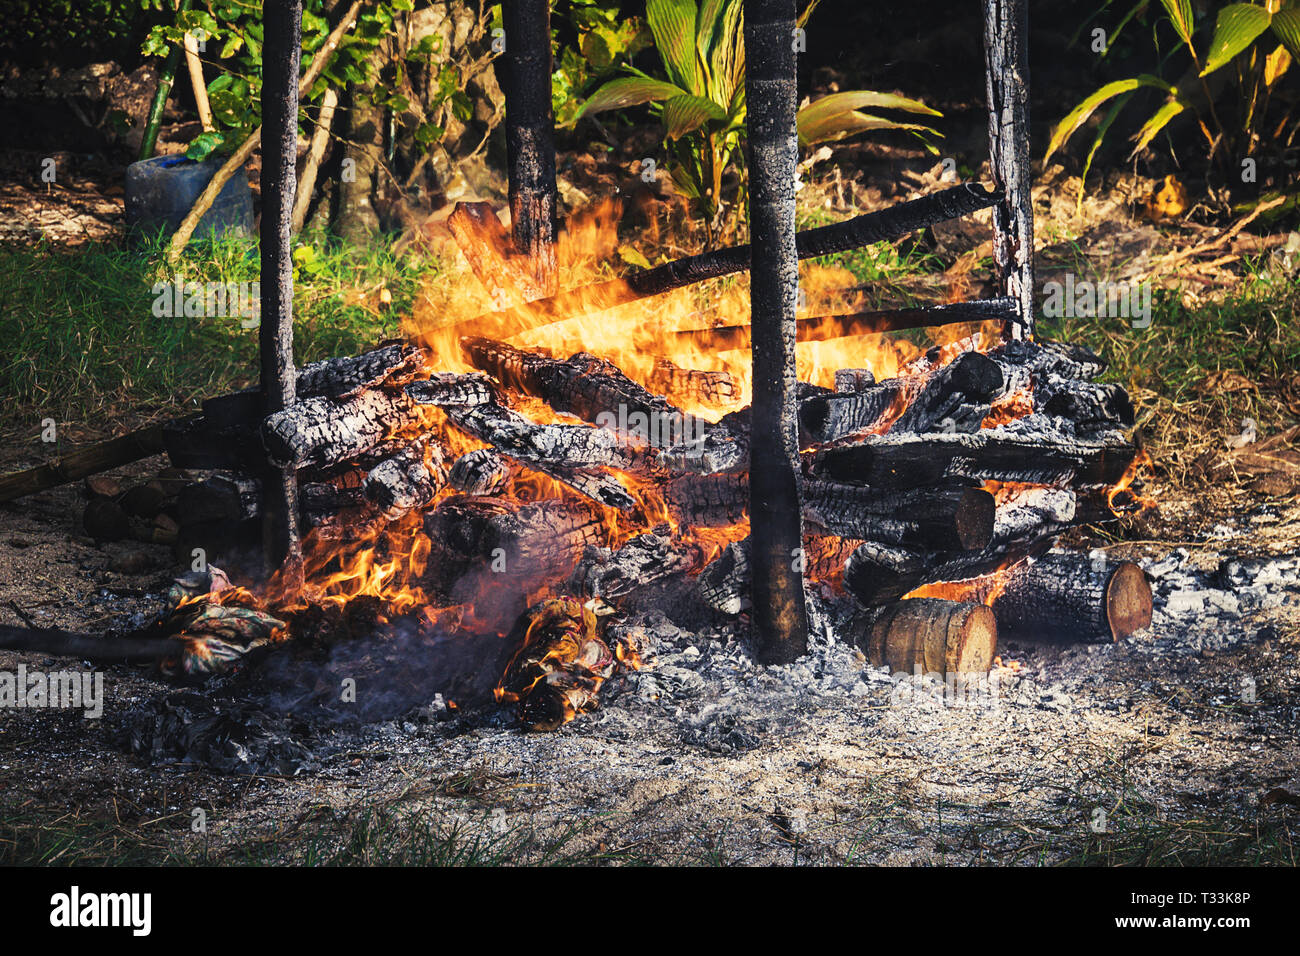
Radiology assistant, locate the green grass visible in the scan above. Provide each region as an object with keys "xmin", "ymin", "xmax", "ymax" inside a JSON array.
[{"xmin": 0, "ymin": 230, "xmax": 441, "ymax": 431}]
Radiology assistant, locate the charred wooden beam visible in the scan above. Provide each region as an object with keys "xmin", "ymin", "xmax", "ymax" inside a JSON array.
[
  {"xmin": 648, "ymin": 359, "xmax": 739, "ymax": 406},
  {"xmin": 461, "ymin": 338, "xmax": 705, "ymax": 441},
  {"xmin": 444, "ymin": 402, "xmax": 637, "ymax": 470},
  {"xmin": 261, "ymin": 389, "xmax": 422, "ymax": 469},
  {"xmin": 447, "ymin": 448, "xmax": 511, "ymax": 496},
  {"xmin": 671, "ymin": 298, "xmax": 1020, "ymax": 350},
  {"xmin": 664, "ymin": 472, "xmax": 750, "ymax": 528},
  {"xmin": 803, "ymin": 481, "xmax": 996, "ymax": 552},
  {"xmin": 810, "ymin": 431, "xmax": 1137, "ymax": 489},
  {"xmin": 363, "ymin": 439, "xmax": 445, "ymax": 520},
  {"xmin": 571, "ymin": 532, "xmax": 706, "ymax": 602},
  {"xmin": 498, "ymin": 0, "xmax": 558, "ymax": 295},
  {"xmin": 260, "ymin": 0, "xmax": 304, "ymax": 580},
  {"xmin": 405, "ymin": 372, "xmax": 499, "ymax": 408},
  {"xmin": 983, "ymin": 0, "xmax": 1035, "ymax": 338},
  {"xmin": 843, "ymin": 536, "xmax": 1052, "ymax": 608},
  {"xmin": 0, "ymin": 425, "xmax": 166, "ymax": 504},
  {"xmin": 991, "ymin": 552, "xmax": 1152, "ymax": 643},
  {"xmin": 890, "ymin": 351, "xmax": 1005, "ymax": 434},
  {"xmin": 450, "ymin": 183, "xmax": 1001, "ymax": 341},
  {"xmin": 747, "ymin": 0, "xmax": 808, "ymax": 664}
]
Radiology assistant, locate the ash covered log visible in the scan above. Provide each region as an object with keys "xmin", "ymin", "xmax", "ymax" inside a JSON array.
[
  {"xmin": 803, "ymin": 481, "xmax": 995, "ymax": 552},
  {"xmin": 991, "ymin": 338, "xmax": 1106, "ymax": 380},
  {"xmin": 890, "ymin": 351, "xmax": 1005, "ymax": 434},
  {"xmin": 423, "ymin": 496, "xmax": 611, "ymax": 583},
  {"xmin": 1036, "ymin": 377, "xmax": 1135, "ymax": 435},
  {"xmin": 810, "ymin": 431, "xmax": 1137, "ymax": 489},
  {"xmin": 860, "ymin": 599, "xmax": 998, "ymax": 676},
  {"xmin": 462, "ymin": 338, "xmax": 706, "ymax": 442},
  {"xmin": 798, "ymin": 381, "xmax": 912, "ymax": 444},
  {"xmin": 447, "ymin": 449, "xmax": 510, "ymax": 495},
  {"xmin": 836, "ymin": 368, "xmax": 876, "ymax": 392},
  {"xmin": 261, "ymin": 389, "xmax": 422, "ymax": 469},
  {"xmin": 405, "ymin": 372, "xmax": 498, "ymax": 408},
  {"xmin": 991, "ymin": 552, "xmax": 1152, "ymax": 643},
  {"xmin": 363, "ymin": 439, "xmax": 445, "ymax": 520},
  {"xmin": 571, "ymin": 532, "xmax": 705, "ymax": 601},
  {"xmin": 698, "ymin": 538, "xmax": 751, "ymax": 615},
  {"xmin": 296, "ymin": 342, "xmax": 425, "ymax": 400}
]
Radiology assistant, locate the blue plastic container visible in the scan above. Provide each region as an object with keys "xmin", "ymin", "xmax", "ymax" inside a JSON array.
[{"xmin": 125, "ymin": 154, "xmax": 253, "ymax": 243}]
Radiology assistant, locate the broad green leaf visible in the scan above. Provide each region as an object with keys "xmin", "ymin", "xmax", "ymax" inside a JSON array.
[
  {"xmin": 185, "ymin": 131, "xmax": 225, "ymax": 162},
  {"xmin": 1078, "ymin": 91, "xmax": 1133, "ymax": 213},
  {"xmin": 797, "ymin": 90, "xmax": 941, "ymax": 140},
  {"xmin": 1045, "ymin": 75, "xmax": 1172, "ymax": 160},
  {"xmin": 1130, "ymin": 96, "xmax": 1187, "ymax": 154},
  {"xmin": 646, "ymin": 0, "xmax": 702, "ymax": 95},
  {"xmin": 1200, "ymin": 4, "xmax": 1273, "ymax": 76},
  {"xmin": 1157, "ymin": 0, "xmax": 1197, "ymax": 48},
  {"xmin": 1273, "ymin": 9, "xmax": 1300, "ymax": 59},
  {"xmin": 669, "ymin": 162, "xmax": 701, "ymax": 199},
  {"xmin": 662, "ymin": 93, "xmax": 727, "ymax": 139},
  {"xmin": 573, "ymin": 77, "xmax": 685, "ymax": 123},
  {"xmin": 798, "ymin": 110, "xmax": 940, "ymax": 147}
]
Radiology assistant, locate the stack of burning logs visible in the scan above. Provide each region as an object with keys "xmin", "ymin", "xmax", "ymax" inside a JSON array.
[{"xmin": 131, "ymin": 321, "xmax": 1152, "ymax": 727}]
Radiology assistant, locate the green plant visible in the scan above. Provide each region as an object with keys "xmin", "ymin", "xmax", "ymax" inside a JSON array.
[
  {"xmin": 571, "ymin": 0, "xmax": 941, "ymax": 238},
  {"xmin": 138, "ymin": 0, "xmax": 424, "ymax": 161},
  {"xmin": 1047, "ymin": 0, "xmax": 1300, "ymax": 204},
  {"xmin": 551, "ymin": 0, "xmax": 654, "ymax": 127}
]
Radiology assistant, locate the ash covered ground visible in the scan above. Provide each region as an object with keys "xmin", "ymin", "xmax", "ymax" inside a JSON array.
[{"xmin": 0, "ymin": 451, "xmax": 1298, "ymax": 866}]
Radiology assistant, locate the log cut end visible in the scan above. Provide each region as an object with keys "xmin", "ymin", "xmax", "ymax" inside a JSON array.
[
  {"xmin": 864, "ymin": 598, "xmax": 998, "ymax": 677},
  {"xmin": 1105, "ymin": 561, "xmax": 1153, "ymax": 641}
]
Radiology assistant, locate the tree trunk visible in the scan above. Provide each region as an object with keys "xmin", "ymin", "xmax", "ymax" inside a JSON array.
[
  {"xmin": 745, "ymin": 0, "xmax": 808, "ymax": 664},
  {"xmin": 498, "ymin": 0, "xmax": 558, "ymax": 295},
  {"xmin": 260, "ymin": 0, "xmax": 304, "ymax": 584}
]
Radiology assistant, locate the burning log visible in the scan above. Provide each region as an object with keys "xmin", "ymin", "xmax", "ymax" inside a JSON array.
[
  {"xmin": 648, "ymin": 359, "xmax": 739, "ymax": 406},
  {"xmin": 461, "ymin": 338, "xmax": 706, "ymax": 442},
  {"xmin": 296, "ymin": 342, "xmax": 425, "ymax": 400},
  {"xmin": 990, "ymin": 552, "xmax": 1152, "ymax": 643},
  {"xmin": 890, "ymin": 351, "xmax": 1005, "ymax": 434},
  {"xmin": 810, "ymin": 431, "xmax": 1137, "ymax": 489},
  {"xmin": 859, "ymin": 599, "xmax": 998, "ymax": 677},
  {"xmin": 443, "ymin": 402, "xmax": 637, "ymax": 471},
  {"xmin": 260, "ymin": 389, "xmax": 422, "ymax": 469},
  {"xmin": 664, "ymin": 472, "xmax": 750, "ymax": 528},
  {"xmin": 842, "ymin": 532, "xmax": 1058, "ymax": 608},
  {"xmin": 803, "ymin": 481, "xmax": 995, "ymax": 552},
  {"xmin": 836, "ymin": 369, "xmax": 876, "ymax": 392},
  {"xmin": 446, "ymin": 202, "xmax": 549, "ymax": 304},
  {"xmin": 404, "ymin": 372, "xmax": 498, "ymax": 408},
  {"xmin": 447, "ymin": 449, "xmax": 510, "ymax": 496},
  {"xmin": 798, "ymin": 381, "xmax": 912, "ymax": 444},
  {"xmin": 422, "ymin": 496, "xmax": 611, "ymax": 584},
  {"xmin": 363, "ymin": 440, "xmax": 445, "ymax": 520},
  {"xmin": 571, "ymin": 532, "xmax": 706, "ymax": 602},
  {"xmin": 698, "ymin": 539, "xmax": 751, "ymax": 615},
  {"xmin": 672, "ymin": 298, "xmax": 1019, "ymax": 350}
]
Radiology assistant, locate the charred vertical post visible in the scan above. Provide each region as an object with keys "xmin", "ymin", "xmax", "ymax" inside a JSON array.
[
  {"xmin": 983, "ymin": 0, "xmax": 1034, "ymax": 339},
  {"xmin": 260, "ymin": 0, "xmax": 303, "ymax": 585},
  {"xmin": 745, "ymin": 0, "xmax": 809, "ymax": 664},
  {"xmin": 499, "ymin": 0, "xmax": 559, "ymax": 296}
]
